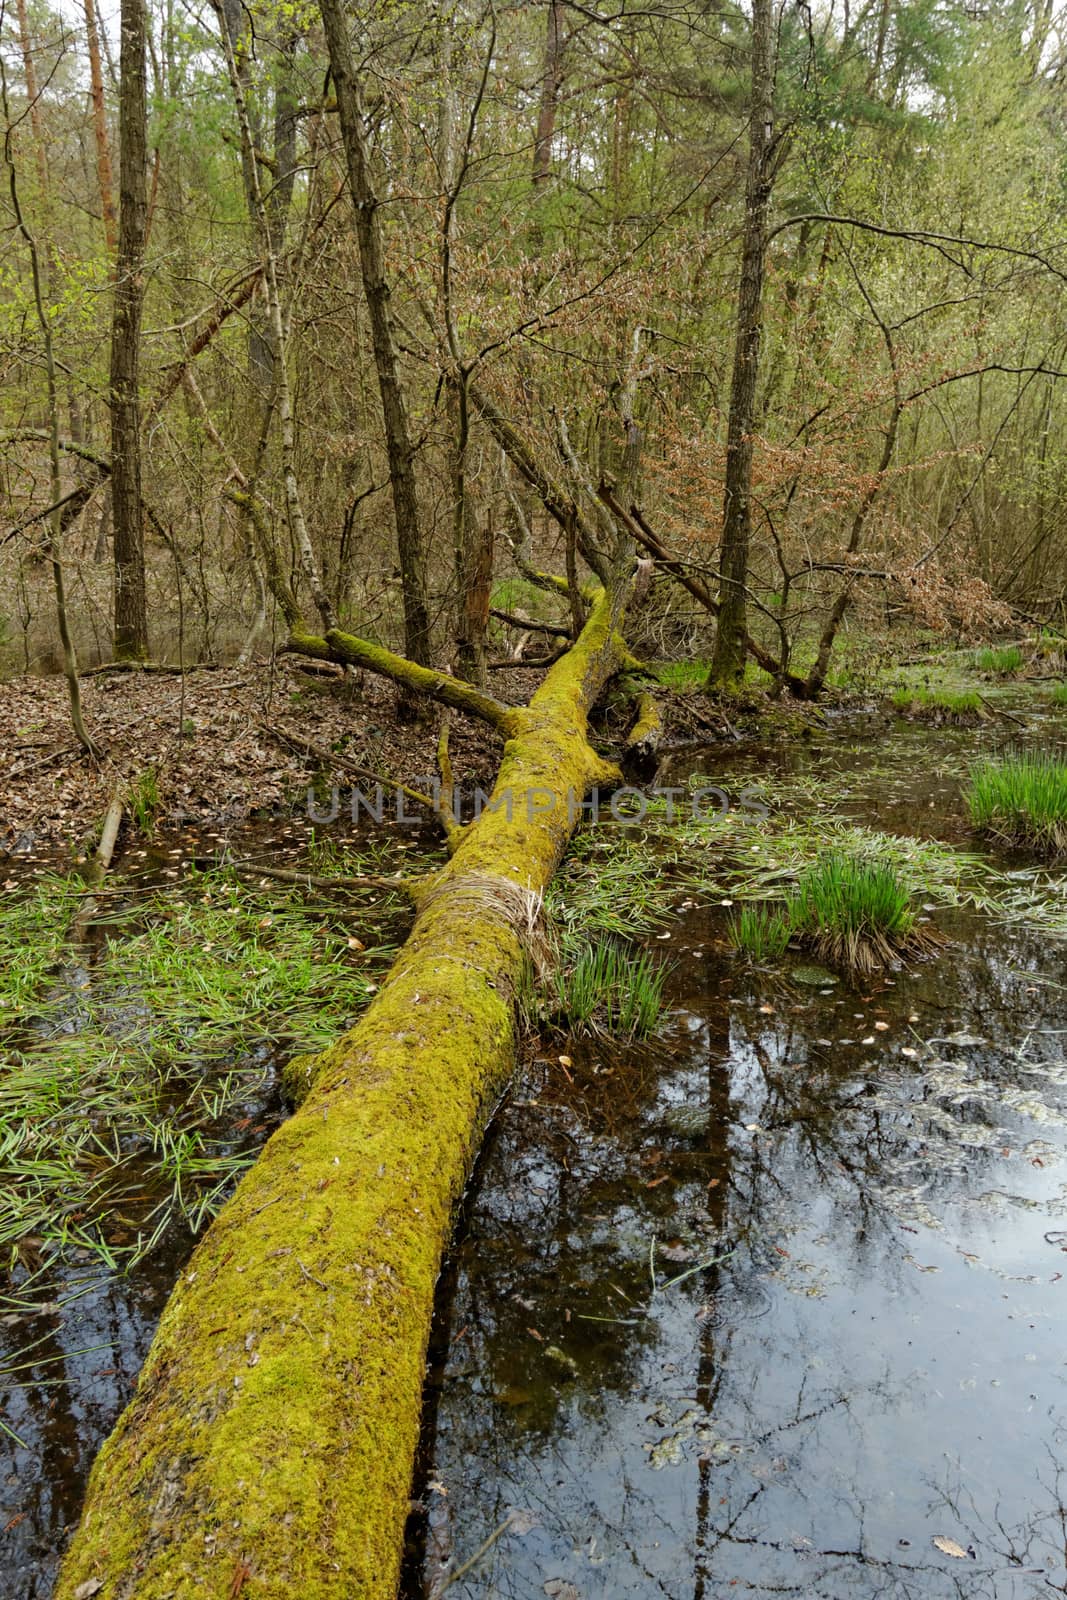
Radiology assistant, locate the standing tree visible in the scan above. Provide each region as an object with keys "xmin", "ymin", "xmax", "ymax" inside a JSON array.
[
  {"xmin": 110, "ymin": 0, "xmax": 149, "ymax": 661},
  {"xmin": 708, "ymin": 0, "xmax": 779, "ymax": 688},
  {"xmin": 83, "ymin": 0, "xmax": 116, "ymax": 252},
  {"xmin": 319, "ymin": 0, "xmax": 432, "ymax": 701}
]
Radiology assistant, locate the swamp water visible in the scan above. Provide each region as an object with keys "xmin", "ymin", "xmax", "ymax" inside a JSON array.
[
  {"xmin": 405, "ymin": 712, "xmax": 1067, "ymax": 1600},
  {"xmin": 1, "ymin": 710, "xmax": 1065, "ymax": 1598}
]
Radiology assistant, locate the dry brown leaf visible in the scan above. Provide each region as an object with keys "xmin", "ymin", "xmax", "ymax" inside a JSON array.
[{"xmin": 932, "ymin": 1536, "xmax": 969, "ymax": 1559}]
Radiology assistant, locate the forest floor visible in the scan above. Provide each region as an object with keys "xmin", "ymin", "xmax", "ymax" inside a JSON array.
[{"xmin": 0, "ymin": 654, "xmax": 749, "ymax": 855}]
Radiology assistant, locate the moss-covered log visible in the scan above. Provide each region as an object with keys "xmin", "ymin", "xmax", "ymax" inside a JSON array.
[
  {"xmin": 625, "ymin": 691, "xmax": 663, "ymax": 764},
  {"xmin": 55, "ymin": 586, "xmax": 627, "ymax": 1600}
]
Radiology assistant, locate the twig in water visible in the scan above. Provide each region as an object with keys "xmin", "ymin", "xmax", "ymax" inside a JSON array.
[{"xmin": 430, "ymin": 1511, "xmax": 524, "ymax": 1597}]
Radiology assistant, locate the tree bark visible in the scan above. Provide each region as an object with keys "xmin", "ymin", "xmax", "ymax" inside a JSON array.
[
  {"xmin": 213, "ymin": 0, "xmax": 336, "ymax": 634},
  {"xmin": 110, "ymin": 0, "xmax": 150, "ymax": 662},
  {"xmin": 529, "ymin": 0, "xmax": 564, "ymax": 251},
  {"xmin": 319, "ymin": 0, "xmax": 432, "ymax": 694},
  {"xmin": 84, "ymin": 0, "xmax": 117, "ymax": 251},
  {"xmin": 708, "ymin": 0, "xmax": 776, "ymax": 689},
  {"xmin": 54, "ymin": 583, "xmax": 630, "ymax": 1600},
  {"xmin": 0, "ymin": 58, "xmax": 101, "ymax": 756}
]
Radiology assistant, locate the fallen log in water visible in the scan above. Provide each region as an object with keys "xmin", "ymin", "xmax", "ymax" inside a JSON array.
[{"xmin": 55, "ymin": 581, "xmax": 629, "ymax": 1600}]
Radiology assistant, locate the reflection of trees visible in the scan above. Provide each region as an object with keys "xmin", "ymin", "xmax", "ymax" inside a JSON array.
[
  {"xmin": 412, "ymin": 911, "xmax": 1067, "ymax": 1599},
  {"xmin": 2, "ymin": 1226, "xmax": 195, "ymax": 1599}
]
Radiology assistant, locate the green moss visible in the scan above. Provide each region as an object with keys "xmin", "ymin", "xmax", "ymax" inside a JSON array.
[
  {"xmin": 56, "ymin": 584, "xmax": 630, "ymax": 1600},
  {"xmin": 626, "ymin": 693, "xmax": 662, "ymax": 748},
  {"xmin": 290, "ymin": 626, "xmax": 522, "ymax": 735}
]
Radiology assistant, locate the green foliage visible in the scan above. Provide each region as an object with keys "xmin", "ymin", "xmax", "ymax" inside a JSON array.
[
  {"xmin": 129, "ymin": 767, "xmax": 161, "ymax": 836},
  {"xmin": 966, "ymin": 751, "xmax": 1067, "ymax": 858},
  {"xmin": 550, "ymin": 939, "xmax": 667, "ymax": 1038},
  {"xmin": 0, "ymin": 870, "xmax": 395, "ymax": 1297},
  {"xmin": 729, "ymin": 904, "xmax": 793, "ymax": 961},
  {"xmin": 1051, "ymin": 683, "xmax": 1067, "ymax": 707},
  {"xmin": 976, "ymin": 646, "xmax": 1023, "ymax": 675},
  {"xmin": 652, "ymin": 659, "xmax": 712, "ymax": 692}
]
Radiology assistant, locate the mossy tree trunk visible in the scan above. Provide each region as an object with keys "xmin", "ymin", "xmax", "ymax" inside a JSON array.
[{"xmin": 55, "ymin": 581, "xmax": 631, "ymax": 1600}]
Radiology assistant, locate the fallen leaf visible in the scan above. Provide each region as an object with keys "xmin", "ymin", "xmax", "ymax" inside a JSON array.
[
  {"xmin": 932, "ymin": 1536, "xmax": 971, "ymax": 1559},
  {"xmin": 544, "ymin": 1583, "xmax": 580, "ymax": 1600}
]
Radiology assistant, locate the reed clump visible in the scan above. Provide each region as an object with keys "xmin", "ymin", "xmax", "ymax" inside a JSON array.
[
  {"xmin": 966, "ymin": 751, "xmax": 1067, "ymax": 858},
  {"xmin": 730, "ymin": 853, "xmax": 940, "ymax": 976}
]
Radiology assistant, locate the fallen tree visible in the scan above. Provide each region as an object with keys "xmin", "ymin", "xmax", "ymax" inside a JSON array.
[{"xmin": 55, "ymin": 575, "xmax": 633, "ymax": 1600}]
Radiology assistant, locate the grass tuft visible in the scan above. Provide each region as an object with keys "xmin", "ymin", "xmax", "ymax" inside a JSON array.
[
  {"xmin": 891, "ymin": 686, "xmax": 985, "ymax": 723},
  {"xmin": 976, "ymin": 645, "xmax": 1023, "ymax": 675},
  {"xmin": 966, "ymin": 750, "xmax": 1067, "ymax": 858},
  {"xmin": 128, "ymin": 767, "xmax": 161, "ymax": 837},
  {"xmin": 1052, "ymin": 683, "xmax": 1067, "ymax": 708},
  {"xmin": 787, "ymin": 854, "xmax": 938, "ymax": 975},
  {"xmin": 730, "ymin": 904, "xmax": 793, "ymax": 961},
  {"xmin": 551, "ymin": 938, "xmax": 667, "ymax": 1038}
]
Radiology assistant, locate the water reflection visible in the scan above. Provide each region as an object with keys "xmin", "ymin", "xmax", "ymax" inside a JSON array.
[{"xmin": 410, "ymin": 906, "xmax": 1067, "ymax": 1599}]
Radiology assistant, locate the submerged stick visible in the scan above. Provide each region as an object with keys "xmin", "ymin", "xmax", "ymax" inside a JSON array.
[{"xmin": 72, "ymin": 788, "xmax": 125, "ymax": 938}]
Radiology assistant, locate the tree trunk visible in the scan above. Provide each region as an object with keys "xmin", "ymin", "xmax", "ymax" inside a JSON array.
[
  {"xmin": 319, "ymin": 0, "xmax": 432, "ymax": 694},
  {"xmin": 532, "ymin": 0, "xmax": 563, "ymax": 187},
  {"xmin": 708, "ymin": 0, "xmax": 776, "ymax": 689},
  {"xmin": 54, "ymin": 583, "xmax": 629, "ymax": 1600},
  {"xmin": 1, "ymin": 53, "xmax": 101, "ymax": 756},
  {"xmin": 213, "ymin": 0, "xmax": 336, "ymax": 634},
  {"xmin": 84, "ymin": 0, "xmax": 117, "ymax": 251},
  {"xmin": 13, "ymin": 0, "xmax": 48, "ymax": 201},
  {"xmin": 110, "ymin": 0, "xmax": 149, "ymax": 662},
  {"xmin": 319, "ymin": 0, "xmax": 431, "ymax": 697},
  {"xmin": 450, "ymin": 376, "xmax": 493, "ymax": 687}
]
